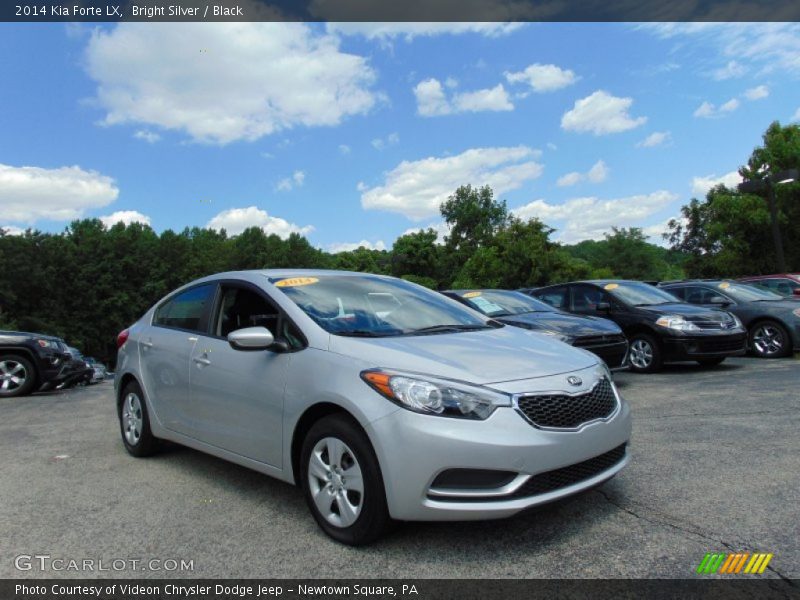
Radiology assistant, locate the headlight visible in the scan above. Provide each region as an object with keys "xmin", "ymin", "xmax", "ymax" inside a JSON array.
[
  {"xmin": 536, "ymin": 329, "xmax": 573, "ymax": 343},
  {"xmin": 793, "ymin": 308, "xmax": 800, "ymax": 318},
  {"xmin": 729, "ymin": 313, "xmax": 743, "ymax": 328},
  {"xmin": 655, "ymin": 315, "xmax": 700, "ymax": 331},
  {"xmin": 361, "ymin": 370, "xmax": 511, "ymax": 420}
]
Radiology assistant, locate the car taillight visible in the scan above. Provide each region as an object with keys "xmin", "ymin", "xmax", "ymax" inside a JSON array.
[{"xmin": 116, "ymin": 329, "xmax": 130, "ymax": 349}]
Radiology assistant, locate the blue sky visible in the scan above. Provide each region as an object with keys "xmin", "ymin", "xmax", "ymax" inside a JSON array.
[{"xmin": 1, "ymin": 22, "xmax": 799, "ymax": 250}]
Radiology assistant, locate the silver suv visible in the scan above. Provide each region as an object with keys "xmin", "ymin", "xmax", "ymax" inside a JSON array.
[{"xmin": 115, "ymin": 270, "xmax": 631, "ymax": 544}]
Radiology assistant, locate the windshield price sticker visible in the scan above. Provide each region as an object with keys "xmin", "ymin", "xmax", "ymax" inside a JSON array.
[
  {"xmin": 604, "ymin": 283, "xmax": 619, "ymax": 290},
  {"xmin": 275, "ymin": 277, "xmax": 319, "ymax": 288},
  {"xmin": 463, "ymin": 291, "xmax": 482, "ymax": 298},
  {"xmin": 719, "ymin": 282, "xmax": 731, "ymax": 289}
]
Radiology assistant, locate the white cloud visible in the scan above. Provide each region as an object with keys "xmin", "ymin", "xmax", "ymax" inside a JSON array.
[
  {"xmin": 691, "ymin": 171, "xmax": 741, "ymax": 197},
  {"xmin": 556, "ymin": 160, "xmax": 608, "ymax": 187},
  {"xmin": 504, "ymin": 63, "xmax": 578, "ymax": 92},
  {"xmin": 361, "ymin": 146, "xmax": 543, "ymax": 220},
  {"xmin": 372, "ymin": 132, "xmax": 400, "ymax": 150},
  {"xmin": 452, "ymin": 84, "xmax": 513, "ymax": 113},
  {"xmin": 325, "ymin": 22, "xmax": 524, "ymax": 41},
  {"xmin": 743, "ymin": 85, "xmax": 769, "ymax": 100},
  {"xmin": 587, "ymin": 160, "xmax": 609, "ymax": 183},
  {"xmin": 561, "ymin": 90, "xmax": 646, "ymax": 135},
  {"xmin": 640, "ymin": 23, "xmax": 800, "ymax": 78},
  {"xmin": 693, "ymin": 98, "xmax": 739, "ymax": 118},
  {"xmin": 414, "ymin": 78, "xmax": 513, "ymax": 116},
  {"xmin": 133, "ymin": 129, "xmax": 160, "ymax": 143},
  {"xmin": 276, "ymin": 170, "xmax": 306, "ymax": 192},
  {"xmin": 328, "ymin": 239, "xmax": 387, "ymax": 253},
  {"xmin": 640, "ymin": 219, "xmax": 678, "ymax": 247},
  {"xmin": 637, "ymin": 131, "xmax": 671, "ymax": 148},
  {"xmin": 401, "ymin": 221, "xmax": 451, "ymax": 244},
  {"xmin": 512, "ymin": 190, "xmax": 679, "ymax": 243},
  {"xmin": 792, "ymin": 107, "xmax": 800, "ymax": 122},
  {"xmin": 85, "ymin": 23, "xmax": 378, "ymax": 145},
  {"xmin": 0, "ymin": 163, "xmax": 118, "ymax": 224},
  {"xmin": 710, "ymin": 60, "xmax": 747, "ymax": 80},
  {"xmin": 338, "ymin": 144, "xmax": 351, "ymax": 155},
  {"xmin": 557, "ymin": 172, "xmax": 583, "ymax": 187},
  {"xmin": 0, "ymin": 225, "xmax": 25, "ymax": 236},
  {"xmin": 99, "ymin": 210, "xmax": 151, "ymax": 228},
  {"xmin": 206, "ymin": 206, "xmax": 314, "ymax": 238}
]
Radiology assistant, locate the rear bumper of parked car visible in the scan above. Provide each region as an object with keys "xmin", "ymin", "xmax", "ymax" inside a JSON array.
[
  {"xmin": 662, "ymin": 331, "xmax": 747, "ymax": 361},
  {"xmin": 367, "ymin": 395, "xmax": 631, "ymax": 521}
]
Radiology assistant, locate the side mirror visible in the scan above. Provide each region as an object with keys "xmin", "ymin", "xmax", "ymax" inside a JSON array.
[
  {"xmin": 228, "ymin": 326, "xmax": 280, "ymax": 351},
  {"xmin": 596, "ymin": 301, "xmax": 611, "ymax": 313},
  {"xmin": 709, "ymin": 296, "xmax": 730, "ymax": 306}
]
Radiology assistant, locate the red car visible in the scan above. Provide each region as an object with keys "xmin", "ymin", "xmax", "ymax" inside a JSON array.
[{"xmin": 738, "ymin": 274, "xmax": 800, "ymax": 298}]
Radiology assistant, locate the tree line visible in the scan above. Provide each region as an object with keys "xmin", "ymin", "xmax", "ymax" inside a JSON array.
[{"xmin": 1, "ymin": 122, "xmax": 796, "ymax": 365}]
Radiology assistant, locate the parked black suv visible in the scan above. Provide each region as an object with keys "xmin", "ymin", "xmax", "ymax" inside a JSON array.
[
  {"xmin": 442, "ymin": 289, "xmax": 629, "ymax": 369},
  {"xmin": 0, "ymin": 330, "xmax": 72, "ymax": 397},
  {"xmin": 660, "ymin": 280, "xmax": 800, "ymax": 358},
  {"xmin": 523, "ymin": 280, "xmax": 747, "ymax": 373}
]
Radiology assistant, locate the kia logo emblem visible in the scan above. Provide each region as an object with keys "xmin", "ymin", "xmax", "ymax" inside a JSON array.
[{"xmin": 567, "ymin": 376, "xmax": 582, "ymax": 386}]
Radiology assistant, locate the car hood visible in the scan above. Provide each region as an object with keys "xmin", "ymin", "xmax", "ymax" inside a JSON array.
[
  {"xmin": 635, "ymin": 302, "xmax": 732, "ymax": 322},
  {"xmin": 328, "ymin": 325, "xmax": 598, "ymax": 384},
  {"xmin": 496, "ymin": 311, "xmax": 621, "ymax": 337}
]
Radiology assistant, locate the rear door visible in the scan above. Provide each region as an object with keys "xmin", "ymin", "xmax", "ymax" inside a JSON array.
[
  {"xmin": 186, "ymin": 281, "xmax": 300, "ymax": 467},
  {"xmin": 138, "ymin": 283, "xmax": 215, "ymax": 432}
]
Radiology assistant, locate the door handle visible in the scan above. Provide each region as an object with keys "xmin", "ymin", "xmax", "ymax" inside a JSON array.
[{"xmin": 192, "ymin": 356, "xmax": 211, "ymax": 366}]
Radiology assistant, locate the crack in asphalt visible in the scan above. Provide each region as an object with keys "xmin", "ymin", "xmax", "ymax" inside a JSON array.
[{"xmin": 595, "ymin": 489, "xmax": 797, "ymax": 588}]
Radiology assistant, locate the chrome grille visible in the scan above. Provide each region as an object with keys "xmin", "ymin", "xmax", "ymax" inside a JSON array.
[{"xmin": 516, "ymin": 378, "xmax": 617, "ymax": 429}]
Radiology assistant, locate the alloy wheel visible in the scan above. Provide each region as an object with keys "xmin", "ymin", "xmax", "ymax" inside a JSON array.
[
  {"xmin": 122, "ymin": 392, "xmax": 143, "ymax": 446},
  {"xmin": 752, "ymin": 324, "xmax": 784, "ymax": 356},
  {"xmin": 308, "ymin": 437, "xmax": 365, "ymax": 528},
  {"xmin": 0, "ymin": 360, "xmax": 28, "ymax": 393},
  {"xmin": 629, "ymin": 339, "xmax": 653, "ymax": 369}
]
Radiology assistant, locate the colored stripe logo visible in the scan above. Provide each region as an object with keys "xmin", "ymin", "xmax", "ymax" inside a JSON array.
[{"xmin": 696, "ymin": 552, "xmax": 773, "ymax": 574}]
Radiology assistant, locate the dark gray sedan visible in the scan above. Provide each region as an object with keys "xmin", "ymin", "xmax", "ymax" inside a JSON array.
[
  {"xmin": 660, "ymin": 280, "xmax": 800, "ymax": 358},
  {"xmin": 442, "ymin": 289, "xmax": 629, "ymax": 369}
]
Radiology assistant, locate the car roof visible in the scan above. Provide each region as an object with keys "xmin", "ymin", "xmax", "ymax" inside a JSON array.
[
  {"xmin": 445, "ymin": 289, "xmax": 523, "ymax": 295},
  {"xmin": 661, "ymin": 280, "xmax": 730, "ymax": 287}
]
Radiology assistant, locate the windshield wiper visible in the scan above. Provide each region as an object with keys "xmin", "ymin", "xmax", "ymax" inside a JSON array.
[
  {"xmin": 635, "ymin": 301, "xmax": 673, "ymax": 306},
  {"xmin": 336, "ymin": 330, "xmax": 403, "ymax": 337},
  {"xmin": 407, "ymin": 324, "xmax": 491, "ymax": 335}
]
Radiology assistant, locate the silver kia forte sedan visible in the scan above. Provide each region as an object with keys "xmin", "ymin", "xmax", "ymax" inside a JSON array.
[{"xmin": 115, "ymin": 270, "xmax": 631, "ymax": 544}]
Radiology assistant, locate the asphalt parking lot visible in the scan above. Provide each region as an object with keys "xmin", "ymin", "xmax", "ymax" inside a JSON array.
[{"xmin": 1, "ymin": 356, "xmax": 798, "ymax": 580}]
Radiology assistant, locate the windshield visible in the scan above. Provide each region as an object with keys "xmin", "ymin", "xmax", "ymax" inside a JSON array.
[
  {"xmin": 458, "ymin": 290, "xmax": 555, "ymax": 317},
  {"xmin": 605, "ymin": 283, "xmax": 680, "ymax": 306},
  {"xmin": 274, "ymin": 275, "xmax": 490, "ymax": 337},
  {"xmin": 716, "ymin": 282, "xmax": 783, "ymax": 301}
]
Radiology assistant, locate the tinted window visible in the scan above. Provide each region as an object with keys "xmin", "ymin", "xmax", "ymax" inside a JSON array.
[
  {"xmin": 154, "ymin": 284, "xmax": 214, "ymax": 332},
  {"xmin": 536, "ymin": 287, "xmax": 567, "ymax": 309},
  {"xmin": 572, "ymin": 286, "xmax": 610, "ymax": 310}
]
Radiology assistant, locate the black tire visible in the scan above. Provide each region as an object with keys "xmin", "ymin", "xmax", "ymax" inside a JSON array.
[
  {"xmin": 749, "ymin": 320, "xmax": 792, "ymax": 358},
  {"xmin": 628, "ymin": 333, "xmax": 663, "ymax": 373},
  {"xmin": 0, "ymin": 354, "xmax": 38, "ymax": 398},
  {"xmin": 697, "ymin": 357, "xmax": 726, "ymax": 367},
  {"xmin": 118, "ymin": 380, "xmax": 159, "ymax": 457},
  {"xmin": 300, "ymin": 414, "xmax": 391, "ymax": 546}
]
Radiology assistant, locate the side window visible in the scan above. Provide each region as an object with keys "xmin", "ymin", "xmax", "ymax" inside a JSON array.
[
  {"xmin": 154, "ymin": 284, "xmax": 214, "ymax": 333},
  {"xmin": 572, "ymin": 286, "xmax": 607, "ymax": 311},
  {"xmin": 537, "ymin": 287, "xmax": 567, "ymax": 309},
  {"xmin": 668, "ymin": 287, "xmax": 687, "ymax": 300},
  {"xmin": 215, "ymin": 285, "xmax": 306, "ymax": 350},
  {"xmin": 216, "ymin": 286, "xmax": 280, "ymax": 337},
  {"xmin": 682, "ymin": 287, "xmax": 706, "ymax": 304}
]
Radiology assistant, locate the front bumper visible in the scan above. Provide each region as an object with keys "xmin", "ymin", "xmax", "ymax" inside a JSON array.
[
  {"xmin": 662, "ymin": 331, "xmax": 747, "ymax": 361},
  {"xmin": 367, "ymin": 384, "xmax": 631, "ymax": 521}
]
